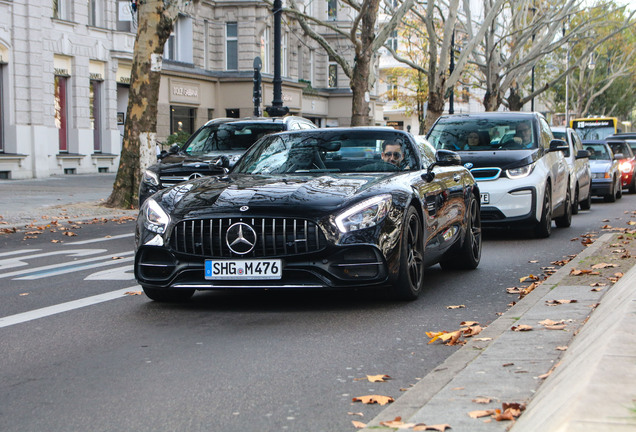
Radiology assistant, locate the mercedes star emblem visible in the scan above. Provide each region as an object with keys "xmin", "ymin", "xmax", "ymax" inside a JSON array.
[
  {"xmin": 240, "ymin": 206, "xmax": 249, "ymax": 212},
  {"xmin": 188, "ymin": 172, "xmax": 204, "ymax": 180},
  {"xmin": 226, "ymin": 222, "xmax": 257, "ymax": 255}
]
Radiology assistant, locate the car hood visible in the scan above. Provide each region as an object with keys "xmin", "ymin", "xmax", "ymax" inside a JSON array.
[
  {"xmin": 589, "ymin": 160, "xmax": 612, "ymax": 173},
  {"xmin": 458, "ymin": 149, "xmax": 538, "ymax": 170},
  {"xmin": 156, "ymin": 173, "xmax": 403, "ymax": 220},
  {"xmin": 154, "ymin": 150, "xmax": 245, "ymax": 171}
]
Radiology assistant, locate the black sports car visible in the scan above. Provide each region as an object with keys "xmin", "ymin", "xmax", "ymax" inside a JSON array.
[{"xmin": 134, "ymin": 128, "xmax": 482, "ymax": 302}]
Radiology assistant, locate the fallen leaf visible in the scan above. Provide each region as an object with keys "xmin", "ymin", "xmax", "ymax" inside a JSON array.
[
  {"xmin": 473, "ymin": 397, "xmax": 492, "ymax": 404},
  {"xmin": 379, "ymin": 417, "xmax": 414, "ymax": 428},
  {"xmin": 63, "ymin": 231, "xmax": 78, "ymax": 237},
  {"xmin": 446, "ymin": 304, "xmax": 466, "ymax": 309},
  {"xmin": 556, "ymin": 346, "xmax": 568, "ymax": 351},
  {"xmin": 124, "ymin": 291, "xmax": 143, "ymax": 296},
  {"xmin": 511, "ymin": 325, "xmax": 533, "ymax": 332},
  {"xmin": 51, "ymin": 239, "xmax": 61, "ymax": 243},
  {"xmin": 347, "ymin": 412, "xmax": 364, "ymax": 417},
  {"xmin": 473, "ymin": 337, "xmax": 492, "ymax": 342},
  {"xmin": 19, "ymin": 293, "xmax": 29, "ymax": 296},
  {"xmin": 468, "ymin": 409, "xmax": 496, "ymax": 418},
  {"xmin": 591, "ymin": 262, "xmax": 617, "ymax": 269},
  {"xmin": 519, "ymin": 274, "xmax": 539, "ymax": 283},
  {"xmin": 502, "ymin": 363, "xmax": 514, "ymax": 367},
  {"xmin": 414, "ymin": 424, "xmax": 451, "ymax": 431},
  {"xmin": 351, "ymin": 420, "xmax": 366, "ymax": 429},
  {"xmin": 590, "ymin": 282, "xmax": 607, "ymax": 287},
  {"xmin": 366, "ymin": 374, "xmax": 391, "ymax": 383},
  {"xmin": 506, "ymin": 287, "xmax": 522, "ymax": 294},
  {"xmin": 352, "ymin": 395, "xmax": 395, "ymax": 406},
  {"xmin": 545, "ymin": 299, "xmax": 578, "ymax": 306}
]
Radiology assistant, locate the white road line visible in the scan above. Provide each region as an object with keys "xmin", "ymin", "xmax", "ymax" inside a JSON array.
[
  {"xmin": 0, "ymin": 286, "xmax": 141, "ymax": 329},
  {"xmin": 65, "ymin": 232, "xmax": 135, "ymax": 245},
  {"xmin": 0, "ymin": 249, "xmax": 107, "ymax": 272},
  {"xmin": 15, "ymin": 256, "xmax": 135, "ymax": 280},
  {"xmin": 0, "ymin": 250, "xmax": 133, "ymax": 279},
  {"xmin": 0, "ymin": 249, "xmax": 41, "ymax": 258}
]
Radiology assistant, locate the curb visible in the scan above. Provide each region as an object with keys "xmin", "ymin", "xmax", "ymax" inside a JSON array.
[{"xmin": 360, "ymin": 233, "xmax": 631, "ymax": 430}]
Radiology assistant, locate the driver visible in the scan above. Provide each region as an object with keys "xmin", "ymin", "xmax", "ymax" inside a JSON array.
[
  {"xmin": 381, "ymin": 139, "xmax": 407, "ymax": 169},
  {"xmin": 515, "ymin": 122, "xmax": 533, "ymax": 148}
]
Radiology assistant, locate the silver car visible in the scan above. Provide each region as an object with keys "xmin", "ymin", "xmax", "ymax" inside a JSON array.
[{"xmin": 552, "ymin": 127, "xmax": 592, "ymax": 213}]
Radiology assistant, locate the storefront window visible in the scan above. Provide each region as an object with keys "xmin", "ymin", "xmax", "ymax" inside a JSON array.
[
  {"xmin": 170, "ymin": 106, "xmax": 196, "ymax": 135},
  {"xmin": 90, "ymin": 80, "xmax": 102, "ymax": 152},
  {"xmin": 54, "ymin": 75, "xmax": 68, "ymax": 152}
]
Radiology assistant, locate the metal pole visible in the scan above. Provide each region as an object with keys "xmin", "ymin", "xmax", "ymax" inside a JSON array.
[
  {"xmin": 449, "ymin": 30, "xmax": 455, "ymax": 115},
  {"xmin": 265, "ymin": 0, "xmax": 289, "ymax": 117}
]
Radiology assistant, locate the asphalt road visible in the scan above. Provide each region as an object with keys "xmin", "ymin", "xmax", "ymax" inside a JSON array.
[{"xmin": 1, "ymin": 195, "xmax": 634, "ymax": 432}]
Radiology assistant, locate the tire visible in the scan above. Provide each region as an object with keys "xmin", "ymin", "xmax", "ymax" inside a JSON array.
[
  {"xmin": 580, "ymin": 188, "xmax": 592, "ymax": 210},
  {"xmin": 571, "ymin": 185, "xmax": 579, "ymax": 215},
  {"xmin": 142, "ymin": 286, "xmax": 195, "ymax": 302},
  {"xmin": 440, "ymin": 194, "xmax": 482, "ymax": 270},
  {"xmin": 629, "ymin": 173, "xmax": 636, "ymax": 194},
  {"xmin": 604, "ymin": 177, "xmax": 617, "ymax": 202},
  {"xmin": 392, "ymin": 206, "xmax": 425, "ymax": 300},
  {"xmin": 534, "ymin": 185, "xmax": 552, "ymax": 238},
  {"xmin": 617, "ymin": 183, "xmax": 623, "ymax": 199},
  {"xmin": 555, "ymin": 186, "xmax": 572, "ymax": 228}
]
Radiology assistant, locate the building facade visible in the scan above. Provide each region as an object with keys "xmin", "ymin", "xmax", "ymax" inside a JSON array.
[{"xmin": 0, "ymin": 0, "xmax": 384, "ymax": 180}]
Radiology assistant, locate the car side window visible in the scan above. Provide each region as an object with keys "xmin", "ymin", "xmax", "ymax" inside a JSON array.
[
  {"xmin": 413, "ymin": 136, "xmax": 435, "ymax": 167},
  {"xmin": 538, "ymin": 118, "xmax": 552, "ymax": 151},
  {"xmin": 572, "ymin": 132, "xmax": 583, "ymax": 152}
]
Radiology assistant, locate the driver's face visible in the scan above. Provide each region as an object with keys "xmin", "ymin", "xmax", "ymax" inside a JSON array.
[
  {"xmin": 517, "ymin": 124, "xmax": 532, "ymax": 143},
  {"xmin": 382, "ymin": 144, "xmax": 404, "ymax": 166}
]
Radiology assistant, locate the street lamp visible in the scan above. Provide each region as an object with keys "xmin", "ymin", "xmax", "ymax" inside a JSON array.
[{"xmin": 265, "ymin": 0, "xmax": 289, "ymax": 117}]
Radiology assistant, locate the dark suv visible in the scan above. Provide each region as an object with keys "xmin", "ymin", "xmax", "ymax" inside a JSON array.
[{"xmin": 139, "ymin": 116, "xmax": 316, "ymax": 205}]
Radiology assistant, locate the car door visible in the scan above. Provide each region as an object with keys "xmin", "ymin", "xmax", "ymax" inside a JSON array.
[
  {"xmin": 539, "ymin": 118, "xmax": 568, "ymax": 208},
  {"xmin": 571, "ymin": 130, "xmax": 591, "ymax": 192}
]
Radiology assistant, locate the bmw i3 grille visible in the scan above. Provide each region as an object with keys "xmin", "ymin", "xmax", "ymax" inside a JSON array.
[
  {"xmin": 169, "ymin": 218, "xmax": 327, "ymax": 258},
  {"xmin": 470, "ymin": 167, "xmax": 502, "ymax": 181}
]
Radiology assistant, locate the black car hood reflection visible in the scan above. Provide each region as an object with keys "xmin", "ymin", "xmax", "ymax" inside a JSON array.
[
  {"xmin": 158, "ymin": 173, "xmax": 400, "ymax": 220},
  {"xmin": 154, "ymin": 150, "xmax": 244, "ymax": 171},
  {"xmin": 458, "ymin": 149, "xmax": 538, "ymax": 170}
]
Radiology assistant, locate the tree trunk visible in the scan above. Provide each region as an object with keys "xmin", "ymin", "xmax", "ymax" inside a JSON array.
[
  {"xmin": 423, "ymin": 90, "xmax": 445, "ymax": 133},
  {"xmin": 483, "ymin": 86, "xmax": 502, "ymax": 112},
  {"xmin": 350, "ymin": 56, "xmax": 372, "ymax": 126},
  {"xmin": 106, "ymin": 0, "xmax": 176, "ymax": 209},
  {"xmin": 507, "ymin": 87, "xmax": 524, "ymax": 111}
]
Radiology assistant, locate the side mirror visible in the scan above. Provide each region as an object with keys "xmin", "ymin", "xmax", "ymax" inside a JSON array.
[
  {"xmin": 575, "ymin": 149, "xmax": 589, "ymax": 159},
  {"xmin": 421, "ymin": 149, "xmax": 461, "ymax": 182},
  {"xmin": 213, "ymin": 155, "xmax": 230, "ymax": 169},
  {"xmin": 168, "ymin": 143, "xmax": 181, "ymax": 154},
  {"xmin": 549, "ymin": 139, "xmax": 568, "ymax": 152}
]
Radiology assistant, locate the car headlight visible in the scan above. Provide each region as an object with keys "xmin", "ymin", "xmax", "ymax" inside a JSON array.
[
  {"xmin": 506, "ymin": 163, "xmax": 535, "ymax": 179},
  {"xmin": 141, "ymin": 198, "xmax": 170, "ymax": 234},
  {"xmin": 619, "ymin": 161, "xmax": 632, "ymax": 173},
  {"xmin": 335, "ymin": 194, "xmax": 392, "ymax": 233},
  {"xmin": 142, "ymin": 170, "xmax": 160, "ymax": 187},
  {"xmin": 592, "ymin": 171, "xmax": 611, "ymax": 179}
]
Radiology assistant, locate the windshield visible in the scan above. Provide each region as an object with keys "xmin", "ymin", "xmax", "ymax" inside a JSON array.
[
  {"xmin": 574, "ymin": 127, "xmax": 615, "ymax": 141},
  {"xmin": 584, "ymin": 144, "xmax": 611, "ymax": 160},
  {"xmin": 233, "ymin": 131, "xmax": 417, "ymax": 174},
  {"xmin": 183, "ymin": 122, "xmax": 285, "ymax": 155},
  {"xmin": 428, "ymin": 117, "xmax": 537, "ymax": 151}
]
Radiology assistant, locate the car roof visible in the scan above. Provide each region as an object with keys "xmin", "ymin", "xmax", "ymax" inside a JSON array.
[
  {"xmin": 437, "ymin": 112, "xmax": 539, "ymax": 120},
  {"xmin": 201, "ymin": 116, "xmax": 314, "ymax": 127}
]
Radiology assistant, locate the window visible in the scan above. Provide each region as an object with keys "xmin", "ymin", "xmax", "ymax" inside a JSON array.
[
  {"xmin": 116, "ymin": 0, "xmax": 136, "ymax": 32},
  {"xmin": 53, "ymin": 0, "xmax": 70, "ymax": 20},
  {"xmin": 203, "ymin": 19, "xmax": 209, "ymax": 69},
  {"xmin": 226, "ymin": 22, "xmax": 238, "ymax": 70},
  {"xmin": 309, "ymin": 50, "xmax": 315, "ymax": 86},
  {"xmin": 297, "ymin": 46, "xmax": 304, "ymax": 81},
  {"xmin": 226, "ymin": 108, "xmax": 240, "ymax": 118},
  {"xmin": 261, "ymin": 28, "xmax": 270, "ymax": 74},
  {"xmin": 170, "ymin": 106, "xmax": 196, "ymax": 135},
  {"xmin": 387, "ymin": 80, "xmax": 398, "ymax": 101},
  {"xmin": 328, "ymin": 0, "xmax": 337, "ymax": 20},
  {"xmin": 387, "ymin": 30, "xmax": 398, "ymax": 52},
  {"xmin": 88, "ymin": 0, "xmax": 104, "ymax": 27},
  {"xmin": 54, "ymin": 75, "xmax": 69, "ymax": 152},
  {"xmin": 164, "ymin": 15, "xmax": 193, "ymax": 63},
  {"xmin": 461, "ymin": 86, "xmax": 470, "ymax": 103},
  {"xmin": 0, "ymin": 64, "xmax": 4, "ymax": 152},
  {"xmin": 90, "ymin": 80, "xmax": 102, "ymax": 152},
  {"xmin": 328, "ymin": 57, "xmax": 338, "ymax": 88}
]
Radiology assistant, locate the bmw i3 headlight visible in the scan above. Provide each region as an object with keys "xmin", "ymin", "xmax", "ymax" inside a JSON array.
[
  {"xmin": 142, "ymin": 169, "xmax": 160, "ymax": 187},
  {"xmin": 335, "ymin": 194, "xmax": 392, "ymax": 233},
  {"xmin": 142, "ymin": 198, "xmax": 170, "ymax": 234},
  {"xmin": 506, "ymin": 163, "xmax": 535, "ymax": 179}
]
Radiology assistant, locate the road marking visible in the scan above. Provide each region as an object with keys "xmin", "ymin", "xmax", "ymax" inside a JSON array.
[
  {"xmin": 85, "ymin": 264, "xmax": 135, "ymax": 281},
  {"xmin": 0, "ymin": 286, "xmax": 141, "ymax": 329},
  {"xmin": 0, "ymin": 249, "xmax": 107, "ymax": 272},
  {"xmin": 64, "ymin": 232, "xmax": 135, "ymax": 245},
  {"xmin": 0, "ymin": 251, "xmax": 132, "ymax": 279},
  {"xmin": 0, "ymin": 249, "xmax": 41, "ymax": 258}
]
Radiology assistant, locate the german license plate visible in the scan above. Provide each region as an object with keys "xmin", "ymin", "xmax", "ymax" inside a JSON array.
[
  {"xmin": 480, "ymin": 193, "xmax": 490, "ymax": 205},
  {"xmin": 205, "ymin": 259, "xmax": 282, "ymax": 280}
]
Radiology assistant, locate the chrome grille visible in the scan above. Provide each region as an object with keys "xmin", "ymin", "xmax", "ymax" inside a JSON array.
[
  {"xmin": 169, "ymin": 218, "xmax": 327, "ymax": 258},
  {"xmin": 470, "ymin": 167, "xmax": 502, "ymax": 181}
]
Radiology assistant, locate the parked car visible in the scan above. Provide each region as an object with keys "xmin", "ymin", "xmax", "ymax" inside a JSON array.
[
  {"xmin": 605, "ymin": 138, "xmax": 636, "ymax": 193},
  {"xmin": 139, "ymin": 116, "xmax": 317, "ymax": 205},
  {"xmin": 584, "ymin": 142, "xmax": 622, "ymax": 202},
  {"xmin": 134, "ymin": 128, "xmax": 482, "ymax": 302},
  {"xmin": 552, "ymin": 127, "xmax": 592, "ymax": 213},
  {"xmin": 427, "ymin": 112, "xmax": 570, "ymax": 238}
]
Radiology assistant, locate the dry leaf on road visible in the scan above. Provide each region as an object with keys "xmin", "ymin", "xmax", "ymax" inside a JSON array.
[
  {"xmin": 511, "ymin": 325, "xmax": 533, "ymax": 332},
  {"xmin": 352, "ymin": 395, "xmax": 395, "ymax": 406}
]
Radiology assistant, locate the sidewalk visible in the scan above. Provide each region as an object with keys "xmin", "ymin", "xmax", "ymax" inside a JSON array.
[
  {"xmin": 361, "ymin": 232, "xmax": 636, "ymax": 431},
  {"xmin": 0, "ymin": 174, "xmax": 138, "ymax": 228}
]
